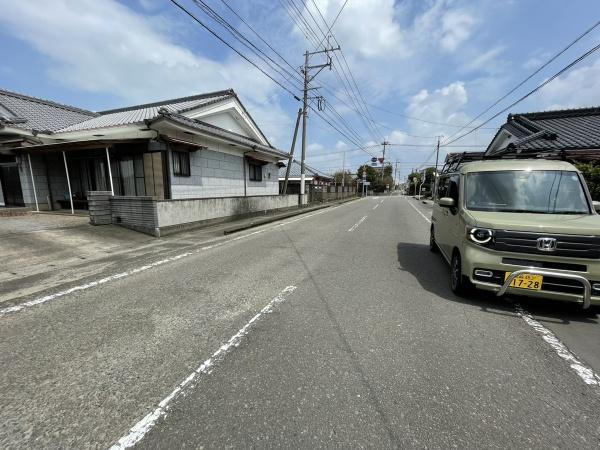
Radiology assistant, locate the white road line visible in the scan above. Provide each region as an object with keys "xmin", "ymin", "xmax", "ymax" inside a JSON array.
[
  {"xmin": 109, "ymin": 285, "xmax": 297, "ymax": 449},
  {"xmin": 0, "ymin": 202, "xmax": 354, "ymax": 318},
  {"xmin": 407, "ymin": 200, "xmax": 431, "ymax": 224},
  {"xmin": 515, "ymin": 304, "xmax": 600, "ymax": 387},
  {"xmin": 372, "ymin": 204, "xmax": 379, "ymax": 210},
  {"xmin": 348, "ymin": 215, "xmax": 368, "ymax": 232}
]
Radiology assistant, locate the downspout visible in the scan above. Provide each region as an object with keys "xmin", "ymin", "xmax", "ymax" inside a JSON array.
[{"xmin": 243, "ymin": 155, "xmax": 247, "ymax": 197}]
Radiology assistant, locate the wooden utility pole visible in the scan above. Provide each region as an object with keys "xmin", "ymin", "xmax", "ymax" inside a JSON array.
[{"xmin": 282, "ymin": 108, "xmax": 302, "ymax": 195}]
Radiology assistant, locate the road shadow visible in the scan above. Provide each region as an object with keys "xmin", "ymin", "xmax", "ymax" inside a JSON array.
[{"xmin": 396, "ymin": 242, "xmax": 599, "ymax": 325}]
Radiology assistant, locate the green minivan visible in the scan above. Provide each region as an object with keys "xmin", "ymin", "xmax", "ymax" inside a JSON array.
[{"xmin": 430, "ymin": 158, "xmax": 600, "ymax": 308}]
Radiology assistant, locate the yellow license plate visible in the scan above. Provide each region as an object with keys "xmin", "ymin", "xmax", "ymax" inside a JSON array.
[{"xmin": 504, "ymin": 273, "xmax": 543, "ymax": 290}]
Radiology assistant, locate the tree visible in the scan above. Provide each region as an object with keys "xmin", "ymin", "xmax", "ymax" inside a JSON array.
[
  {"xmin": 576, "ymin": 162, "xmax": 600, "ymax": 201},
  {"xmin": 332, "ymin": 170, "xmax": 353, "ymax": 185}
]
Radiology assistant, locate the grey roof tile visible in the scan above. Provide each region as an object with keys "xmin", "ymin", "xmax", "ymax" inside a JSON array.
[
  {"xmin": 56, "ymin": 91, "xmax": 233, "ymax": 133},
  {"xmin": 493, "ymin": 106, "xmax": 600, "ymax": 152},
  {"xmin": 278, "ymin": 160, "xmax": 331, "ymax": 179},
  {"xmin": 0, "ymin": 89, "xmax": 97, "ymax": 132}
]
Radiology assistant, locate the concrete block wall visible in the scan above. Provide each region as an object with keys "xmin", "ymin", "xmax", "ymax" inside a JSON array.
[
  {"xmin": 110, "ymin": 196, "xmax": 159, "ymax": 236},
  {"xmin": 156, "ymin": 194, "xmax": 298, "ymax": 228},
  {"xmin": 88, "ymin": 191, "xmax": 113, "ymax": 225}
]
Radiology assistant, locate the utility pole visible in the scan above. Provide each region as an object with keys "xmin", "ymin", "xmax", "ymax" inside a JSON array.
[
  {"xmin": 282, "ymin": 108, "xmax": 303, "ymax": 195},
  {"xmin": 380, "ymin": 140, "xmax": 389, "ymax": 180},
  {"xmin": 433, "ymin": 136, "xmax": 441, "ymax": 199},
  {"xmin": 394, "ymin": 160, "xmax": 399, "ymax": 189},
  {"xmin": 341, "ymin": 150, "xmax": 346, "ymax": 188},
  {"xmin": 300, "ymin": 45, "xmax": 340, "ymax": 206}
]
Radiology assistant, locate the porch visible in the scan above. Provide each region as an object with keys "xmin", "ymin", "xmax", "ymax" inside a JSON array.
[{"xmin": 15, "ymin": 139, "xmax": 169, "ymax": 213}]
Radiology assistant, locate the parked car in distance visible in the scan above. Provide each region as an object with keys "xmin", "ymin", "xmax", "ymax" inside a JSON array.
[{"xmin": 430, "ymin": 158, "xmax": 600, "ymax": 308}]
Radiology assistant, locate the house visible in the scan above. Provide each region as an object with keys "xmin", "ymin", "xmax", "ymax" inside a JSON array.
[
  {"xmin": 0, "ymin": 88, "xmax": 288, "ymax": 211},
  {"xmin": 485, "ymin": 106, "xmax": 600, "ymax": 158},
  {"xmin": 278, "ymin": 159, "xmax": 332, "ymax": 194}
]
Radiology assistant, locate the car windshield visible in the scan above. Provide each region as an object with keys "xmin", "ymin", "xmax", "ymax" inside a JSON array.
[{"xmin": 465, "ymin": 170, "xmax": 590, "ymax": 214}]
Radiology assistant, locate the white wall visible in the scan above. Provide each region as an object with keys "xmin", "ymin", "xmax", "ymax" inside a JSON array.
[
  {"xmin": 201, "ymin": 113, "xmax": 249, "ymax": 137},
  {"xmin": 169, "ymin": 136, "xmax": 280, "ymax": 199}
]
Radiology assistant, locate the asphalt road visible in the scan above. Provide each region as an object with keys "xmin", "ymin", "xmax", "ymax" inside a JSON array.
[{"xmin": 2, "ymin": 196, "xmax": 600, "ymax": 449}]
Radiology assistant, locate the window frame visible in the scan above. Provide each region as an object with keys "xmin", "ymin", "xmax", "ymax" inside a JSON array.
[
  {"xmin": 248, "ymin": 161, "xmax": 263, "ymax": 182},
  {"xmin": 172, "ymin": 150, "xmax": 191, "ymax": 177}
]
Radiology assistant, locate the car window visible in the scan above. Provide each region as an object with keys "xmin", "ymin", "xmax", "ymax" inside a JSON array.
[
  {"xmin": 448, "ymin": 175, "xmax": 460, "ymax": 204},
  {"xmin": 436, "ymin": 176, "xmax": 450, "ymax": 202}
]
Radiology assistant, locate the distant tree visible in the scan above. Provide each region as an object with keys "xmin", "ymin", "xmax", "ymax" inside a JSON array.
[{"xmin": 333, "ymin": 170, "xmax": 353, "ymax": 185}]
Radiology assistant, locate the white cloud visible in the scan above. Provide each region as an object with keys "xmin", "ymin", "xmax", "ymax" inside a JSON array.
[
  {"xmin": 528, "ymin": 57, "xmax": 600, "ymax": 110},
  {"xmin": 439, "ymin": 10, "xmax": 476, "ymax": 52},
  {"xmin": 305, "ymin": 0, "xmax": 408, "ymax": 59},
  {"xmin": 0, "ymin": 0, "xmax": 293, "ymax": 145}
]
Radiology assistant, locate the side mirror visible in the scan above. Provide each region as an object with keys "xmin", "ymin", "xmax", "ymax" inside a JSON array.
[
  {"xmin": 439, "ymin": 197, "xmax": 456, "ymax": 208},
  {"xmin": 593, "ymin": 201, "xmax": 600, "ymax": 213}
]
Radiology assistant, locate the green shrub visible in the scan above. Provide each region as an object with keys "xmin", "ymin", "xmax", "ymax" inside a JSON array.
[{"xmin": 576, "ymin": 163, "xmax": 600, "ymax": 201}]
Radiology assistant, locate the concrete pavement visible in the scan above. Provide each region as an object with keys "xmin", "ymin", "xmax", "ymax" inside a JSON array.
[{"xmin": 2, "ymin": 196, "xmax": 600, "ymax": 448}]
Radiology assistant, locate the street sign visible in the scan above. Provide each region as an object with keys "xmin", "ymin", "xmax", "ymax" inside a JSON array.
[
  {"xmin": 386, "ymin": 184, "xmax": 389, "ymax": 189},
  {"xmin": 378, "ymin": 157, "xmax": 384, "ymax": 164},
  {"xmin": 413, "ymin": 177, "xmax": 417, "ymax": 183},
  {"xmin": 371, "ymin": 162, "xmax": 377, "ymax": 166},
  {"xmin": 371, "ymin": 157, "xmax": 377, "ymax": 163},
  {"xmin": 363, "ymin": 181, "xmax": 371, "ymax": 185}
]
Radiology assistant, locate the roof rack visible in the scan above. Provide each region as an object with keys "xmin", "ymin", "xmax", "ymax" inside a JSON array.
[
  {"xmin": 441, "ymin": 152, "xmax": 486, "ymax": 173},
  {"xmin": 440, "ymin": 148, "xmax": 598, "ymax": 174}
]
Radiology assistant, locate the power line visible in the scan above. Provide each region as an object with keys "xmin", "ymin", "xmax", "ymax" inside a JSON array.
[
  {"xmin": 192, "ymin": 0, "xmax": 302, "ymax": 87},
  {"xmin": 365, "ymin": 103, "xmax": 499, "ymax": 130},
  {"xmin": 170, "ymin": 0, "xmax": 301, "ymax": 100},
  {"xmin": 217, "ymin": 0, "xmax": 301, "ymax": 77},
  {"xmin": 312, "ymin": 0, "xmax": 350, "ymax": 51},
  {"xmin": 442, "ymin": 20, "xmax": 600, "ymax": 144},
  {"xmin": 442, "ymin": 40, "xmax": 600, "ymax": 147}
]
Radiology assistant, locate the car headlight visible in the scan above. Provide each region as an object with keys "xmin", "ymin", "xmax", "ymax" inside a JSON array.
[{"xmin": 468, "ymin": 227, "xmax": 494, "ymax": 245}]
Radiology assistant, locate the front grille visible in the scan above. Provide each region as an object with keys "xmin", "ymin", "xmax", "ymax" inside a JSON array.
[
  {"xmin": 501, "ymin": 257, "xmax": 587, "ymax": 272},
  {"xmin": 494, "ymin": 231, "xmax": 600, "ymax": 259}
]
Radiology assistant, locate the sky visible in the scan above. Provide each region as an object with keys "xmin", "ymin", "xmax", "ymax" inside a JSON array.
[{"xmin": 1, "ymin": 0, "xmax": 600, "ymax": 180}]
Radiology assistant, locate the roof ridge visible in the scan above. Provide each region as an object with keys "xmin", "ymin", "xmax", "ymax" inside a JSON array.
[
  {"xmin": 0, "ymin": 88, "xmax": 98, "ymax": 117},
  {"xmin": 514, "ymin": 105, "xmax": 600, "ymax": 120},
  {"xmin": 98, "ymin": 89, "xmax": 235, "ymax": 114}
]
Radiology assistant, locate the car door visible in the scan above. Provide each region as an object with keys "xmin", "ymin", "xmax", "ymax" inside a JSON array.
[
  {"xmin": 433, "ymin": 175, "xmax": 452, "ymax": 260},
  {"xmin": 445, "ymin": 174, "xmax": 462, "ymax": 256}
]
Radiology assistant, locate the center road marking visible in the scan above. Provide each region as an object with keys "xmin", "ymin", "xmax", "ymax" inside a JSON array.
[
  {"xmin": 348, "ymin": 215, "xmax": 368, "ymax": 232},
  {"xmin": 1, "ymin": 201, "xmax": 357, "ymax": 317},
  {"xmin": 372, "ymin": 204, "xmax": 379, "ymax": 210},
  {"xmin": 407, "ymin": 200, "xmax": 431, "ymax": 224},
  {"xmin": 109, "ymin": 285, "xmax": 298, "ymax": 449}
]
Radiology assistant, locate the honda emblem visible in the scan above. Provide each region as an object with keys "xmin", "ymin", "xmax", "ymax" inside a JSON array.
[{"xmin": 537, "ymin": 237, "xmax": 557, "ymax": 252}]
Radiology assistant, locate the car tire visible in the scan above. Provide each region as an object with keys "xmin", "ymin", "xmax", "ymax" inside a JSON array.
[
  {"xmin": 429, "ymin": 225, "xmax": 439, "ymax": 253},
  {"xmin": 450, "ymin": 251, "xmax": 472, "ymax": 295}
]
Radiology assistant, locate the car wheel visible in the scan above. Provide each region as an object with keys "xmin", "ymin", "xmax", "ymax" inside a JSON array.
[
  {"xmin": 450, "ymin": 251, "xmax": 472, "ymax": 295},
  {"xmin": 429, "ymin": 225, "xmax": 439, "ymax": 253}
]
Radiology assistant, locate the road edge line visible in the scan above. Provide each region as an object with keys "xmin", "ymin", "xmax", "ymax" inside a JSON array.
[{"xmin": 109, "ymin": 285, "xmax": 298, "ymax": 449}]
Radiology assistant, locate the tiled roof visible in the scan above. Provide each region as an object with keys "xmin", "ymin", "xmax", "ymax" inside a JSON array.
[
  {"xmin": 56, "ymin": 90, "xmax": 233, "ymax": 133},
  {"xmin": 491, "ymin": 106, "xmax": 600, "ymax": 153},
  {"xmin": 0, "ymin": 89, "xmax": 97, "ymax": 132},
  {"xmin": 278, "ymin": 159, "xmax": 331, "ymax": 179},
  {"xmin": 150, "ymin": 112, "xmax": 288, "ymax": 159}
]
